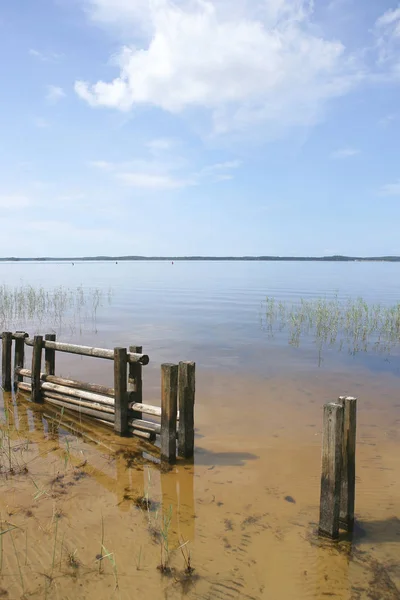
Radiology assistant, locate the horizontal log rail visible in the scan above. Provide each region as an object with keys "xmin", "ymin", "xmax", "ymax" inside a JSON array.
[
  {"xmin": 17, "ymin": 381, "xmax": 176, "ymax": 420},
  {"xmin": 128, "ymin": 401, "xmax": 161, "ymax": 418},
  {"xmin": 128, "ymin": 428, "xmax": 155, "ymax": 441},
  {"xmin": 0, "ymin": 332, "xmax": 29, "ymax": 340},
  {"xmin": 128, "ymin": 418, "xmax": 161, "ymax": 434},
  {"xmin": 24, "ymin": 338, "xmax": 149, "ymax": 365},
  {"xmin": 42, "ymin": 391, "xmax": 115, "ymax": 414},
  {"xmin": 43, "ymin": 393, "xmax": 115, "ymax": 423},
  {"xmin": 16, "ymin": 368, "xmax": 114, "ymax": 397},
  {"xmin": 18, "ymin": 382, "xmax": 32, "ymax": 393}
]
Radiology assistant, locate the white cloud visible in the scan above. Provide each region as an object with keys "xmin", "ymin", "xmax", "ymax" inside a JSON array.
[
  {"xmin": 89, "ymin": 145, "xmax": 241, "ymax": 190},
  {"xmin": 34, "ymin": 117, "xmax": 50, "ymax": 128},
  {"xmin": 117, "ymin": 172, "xmax": 192, "ymax": 189},
  {"xmin": 0, "ymin": 195, "xmax": 31, "ymax": 209},
  {"xmin": 379, "ymin": 181, "xmax": 400, "ymax": 196},
  {"xmin": 374, "ymin": 6, "xmax": 400, "ymax": 76},
  {"xmin": 146, "ymin": 138, "xmax": 176, "ymax": 152},
  {"xmin": 379, "ymin": 113, "xmax": 397, "ymax": 127},
  {"xmin": 0, "ymin": 215, "xmax": 143, "ymax": 257},
  {"xmin": 90, "ymin": 157, "xmax": 190, "ymax": 189},
  {"xmin": 46, "ymin": 85, "xmax": 66, "ymax": 103},
  {"xmin": 200, "ymin": 160, "xmax": 242, "ymax": 174},
  {"xmin": 57, "ymin": 193, "xmax": 86, "ymax": 202},
  {"xmin": 89, "ymin": 160, "xmax": 113, "ymax": 170},
  {"xmin": 327, "ymin": 0, "xmax": 352, "ymax": 11},
  {"xmin": 75, "ymin": 0, "xmax": 361, "ymax": 135},
  {"xmin": 330, "ymin": 147, "xmax": 359, "ymax": 159},
  {"xmin": 29, "ymin": 49, "xmax": 62, "ymax": 62},
  {"xmin": 376, "ymin": 7, "xmax": 400, "ymax": 29},
  {"xmin": 29, "ymin": 48, "xmax": 45, "ymax": 60},
  {"xmin": 82, "ymin": 0, "xmax": 152, "ymax": 34}
]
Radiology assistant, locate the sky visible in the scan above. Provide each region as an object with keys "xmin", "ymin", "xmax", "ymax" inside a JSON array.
[{"xmin": 0, "ymin": 0, "xmax": 399, "ymax": 257}]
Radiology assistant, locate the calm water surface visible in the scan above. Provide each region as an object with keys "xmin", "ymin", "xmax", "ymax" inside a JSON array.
[
  {"xmin": 0, "ymin": 261, "xmax": 399, "ymax": 599},
  {"xmin": 2, "ymin": 260, "xmax": 400, "ymax": 375}
]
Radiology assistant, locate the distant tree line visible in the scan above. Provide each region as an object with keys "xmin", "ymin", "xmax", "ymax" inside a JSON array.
[{"xmin": 1, "ymin": 255, "xmax": 400, "ymax": 262}]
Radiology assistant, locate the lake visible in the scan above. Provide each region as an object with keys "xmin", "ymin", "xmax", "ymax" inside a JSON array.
[{"xmin": 0, "ymin": 261, "xmax": 399, "ymax": 599}]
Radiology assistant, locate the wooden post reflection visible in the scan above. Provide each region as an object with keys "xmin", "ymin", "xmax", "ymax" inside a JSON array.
[
  {"xmin": 160, "ymin": 462, "xmax": 195, "ymax": 547},
  {"xmin": 2, "ymin": 392, "xmax": 15, "ymax": 427},
  {"xmin": 315, "ymin": 537, "xmax": 351, "ymax": 599},
  {"xmin": 13, "ymin": 394, "xmax": 29, "ymax": 434},
  {"xmin": 177, "ymin": 464, "xmax": 195, "ymax": 542},
  {"xmin": 114, "ymin": 452, "xmax": 149, "ymax": 512},
  {"xmin": 3, "ymin": 391, "xmax": 196, "ymax": 542}
]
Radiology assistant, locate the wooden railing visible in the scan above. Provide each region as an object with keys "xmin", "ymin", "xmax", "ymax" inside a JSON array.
[{"xmin": 1, "ymin": 331, "xmax": 195, "ymax": 463}]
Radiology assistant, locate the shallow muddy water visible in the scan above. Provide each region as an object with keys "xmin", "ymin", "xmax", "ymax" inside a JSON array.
[{"xmin": 0, "ymin": 261, "xmax": 400, "ymax": 599}]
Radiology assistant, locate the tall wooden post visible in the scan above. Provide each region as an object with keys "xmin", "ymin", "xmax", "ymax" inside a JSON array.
[
  {"xmin": 129, "ymin": 345, "xmax": 143, "ymax": 419},
  {"xmin": 14, "ymin": 332, "xmax": 26, "ymax": 391},
  {"xmin": 178, "ymin": 361, "xmax": 195, "ymax": 458},
  {"xmin": 45, "ymin": 333, "xmax": 56, "ymax": 376},
  {"xmin": 1, "ymin": 332, "xmax": 13, "ymax": 392},
  {"xmin": 319, "ymin": 402, "xmax": 343, "ymax": 539},
  {"xmin": 114, "ymin": 347, "xmax": 128, "ymax": 436},
  {"xmin": 31, "ymin": 335, "xmax": 43, "ymax": 403},
  {"xmin": 338, "ymin": 396, "xmax": 357, "ymax": 532},
  {"xmin": 161, "ymin": 363, "xmax": 178, "ymax": 464}
]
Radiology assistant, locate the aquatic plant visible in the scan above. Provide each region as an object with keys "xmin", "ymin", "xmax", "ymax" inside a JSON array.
[
  {"xmin": 158, "ymin": 505, "xmax": 173, "ymax": 574},
  {"xmin": 178, "ymin": 537, "xmax": 194, "ymax": 575},
  {"xmin": 262, "ymin": 295, "xmax": 400, "ymax": 363},
  {"xmin": 0, "ymin": 283, "xmax": 112, "ymax": 335}
]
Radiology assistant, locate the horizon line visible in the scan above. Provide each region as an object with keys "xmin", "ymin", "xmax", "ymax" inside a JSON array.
[{"xmin": 1, "ymin": 255, "xmax": 400, "ymax": 262}]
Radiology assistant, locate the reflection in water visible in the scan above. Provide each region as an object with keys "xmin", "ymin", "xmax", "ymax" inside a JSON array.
[
  {"xmin": 194, "ymin": 446, "xmax": 259, "ymax": 466},
  {"xmin": 2, "ymin": 362, "xmax": 400, "ymax": 599},
  {"xmin": 1, "ymin": 390, "xmax": 199, "ymax": 597},
  {"xmin": 4, "ymin": 392, "xmax": 196, "ymax": 545},
  {"xmin": 314, "ymin": 535, "xmax": 352, "ymax": 599}
]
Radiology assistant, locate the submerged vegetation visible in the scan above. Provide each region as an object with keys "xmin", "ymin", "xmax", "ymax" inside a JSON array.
[
  {"xmin": 262, "ymin": 295, "xmax": 400, "ymax": 363},
  {"xmin": 0, "ymin": 397, "xmax": 196, "ymax": 597},
  {"xmin": 0, "ymin": 284, "xmax": 112, "ymax": 334}
]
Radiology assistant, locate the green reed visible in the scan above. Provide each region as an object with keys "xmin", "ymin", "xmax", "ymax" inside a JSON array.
[
  {"xmin": 262, "ymin": 295, "xmax": 400, "ymax": 361},
  {"xmin": 0, "ymin": 284, "xmax": 112, "ymax": 334}
]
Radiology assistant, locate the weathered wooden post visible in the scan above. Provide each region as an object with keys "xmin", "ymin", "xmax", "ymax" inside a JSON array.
[
  {"xmin": 14, "ymin": 332, "xmax": 27, "ymax": 390},
  {"xmin": 338, "ymin": 396, "xmax": 357, "ymax": 532},
  {"xmin": 45, "ymin": 333, "xmax": 56, "ymax": 376},
  {"xmin": 178, "ymin": 361, "xmax": 195, "ymax": 458},
  {"xmin": 129, "ymin": 345, "xmax": 143, "ymax": 419},
  {"xmin": 1, "ymin": 332, "xmax": 13, "ymax": 392},
  {"xmin": 319, "ymin": 402, "xmax": 344, "ymax": 539},
  {"xmin": 31, "ymin": 335, "xmax": 43, "ymax": 403},
  {"xmin": 114, "ymin": 347, "xmax": 128, "ymax": 436},
  {"xmin": 161, "ymin": 363, "xmax": 178, "ymax": 464}
]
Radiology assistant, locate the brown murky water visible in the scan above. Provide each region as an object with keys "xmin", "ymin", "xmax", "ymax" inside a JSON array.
[{"xmin": 1, "ymin": 361, "xmax": 399, "ymax": 600}]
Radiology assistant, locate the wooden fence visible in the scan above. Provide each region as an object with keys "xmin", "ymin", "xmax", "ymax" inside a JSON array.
[{"xmin": 1, "ymin": 331, "xmax": 195, "ymax": 464}]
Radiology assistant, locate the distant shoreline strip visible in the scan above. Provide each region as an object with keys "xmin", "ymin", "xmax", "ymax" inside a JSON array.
[{"xmin": 1, "ymin": 256, "xmax": 400, "ymax": 263}]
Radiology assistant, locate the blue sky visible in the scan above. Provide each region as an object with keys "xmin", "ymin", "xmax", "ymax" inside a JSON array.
[{"xmin": 0, "ymin": 0, "xmax": 399, "ymax": 257}]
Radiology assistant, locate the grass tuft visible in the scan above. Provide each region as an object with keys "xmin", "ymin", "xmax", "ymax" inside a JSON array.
[{"xmin": 263, "ymin": 295, "xmax": 400, "ymax": 363}]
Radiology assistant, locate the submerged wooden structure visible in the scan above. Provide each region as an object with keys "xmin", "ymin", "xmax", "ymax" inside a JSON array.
[
  {"xmin": 319, "ymin": 396, "xmax": 357, "ymax": 539},
  {"xmin": 1, "ymin": 331, "xmax": 195, "ymax": 463}
]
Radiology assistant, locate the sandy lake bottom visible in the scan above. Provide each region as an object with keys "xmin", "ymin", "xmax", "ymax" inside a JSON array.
[{"xmin": 1, "ymin": 364, "xmax": 399, "ymax": 600}]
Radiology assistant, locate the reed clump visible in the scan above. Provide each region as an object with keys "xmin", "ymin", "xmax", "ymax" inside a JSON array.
[
  {"xmin": 0, "ymin": 284, "xmax": 111, "ymax": 334},
  {"xmin": 0, "ymin": 403, "xmax": 30, "ymax": 476},
  {"xmin": 262, "ymin": 295, "xmax": 400, "ymax": 360}
]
